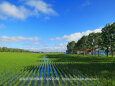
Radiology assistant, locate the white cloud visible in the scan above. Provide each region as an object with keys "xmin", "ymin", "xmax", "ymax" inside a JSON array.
[
  {"xmin": 0, "ymin": 2, "xmax": 31, "ymax": 19},
  {"xmin": 28, "ymin": 47, "xmax": 66, "ymax": 52},
  {"xmin": 0, "ymin": 36, "xmax": 39, "ymax": 43},
  {"xmin": 28, "ymin": 28, "xmax": 102, "ymax": 52},
  {"xmin": 25, "ymin": 43, "xmax": 67, "ymax": 52},
  {"xmin": 0, "ymin": 1, "xmax": 57, "ymax": 20},
  {"xmin": 0, "ymin": 24, "xmax": 5, "ymax": 29},
  {"xmin": 56, "ymin": 43, "xmax": 67, "ymax": 47},
  {"xmin": 50, "ymin": 28, "xmax": 102, "ymax": 41},
  {"xmin": 26, "ymin": 0, "xmax": 57, "ymax": 15}
]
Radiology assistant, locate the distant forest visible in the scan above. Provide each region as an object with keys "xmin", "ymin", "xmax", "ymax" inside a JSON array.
[{"xmin": 0, "ymin": 47, "xmax": 31, "ymax": 52}]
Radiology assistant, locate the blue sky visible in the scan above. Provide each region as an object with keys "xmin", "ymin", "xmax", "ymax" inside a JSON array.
[{"xmin": 0, "ymin": 0, "xmax": 115, "ymax": 52}]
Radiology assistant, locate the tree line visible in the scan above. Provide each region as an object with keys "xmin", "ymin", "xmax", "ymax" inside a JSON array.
[
  {"xmin": 0, "ymin": 47, "xmax": 31, "ymax": 52},
  {"xmin": 67, "ymin": 22, "xmax": 115, "ymax": 57}
]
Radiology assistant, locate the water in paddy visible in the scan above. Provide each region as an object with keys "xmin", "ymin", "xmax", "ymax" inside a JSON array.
[{"xmin": 0, "ymin": 56, "xmax": 101, "ymax": 86}]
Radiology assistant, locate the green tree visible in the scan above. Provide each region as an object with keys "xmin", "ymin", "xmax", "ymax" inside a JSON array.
[
  {"xmin": 79, "ymin": 36, "xmax": 89, "ymax": 55},
  {"xmin": 102, "ymin": 24, "xmax": 112, "ymax": 56},
  {"xmin": 88, "ymin": 33, "xmax": 97, "ymax": 55},
  {"xmin": 67, "ymin": 41, "xmax": 76, "ymax": 54},
  {"xmin": 110, "ymin": 23, "xmax": 115, "ymax": 57}
]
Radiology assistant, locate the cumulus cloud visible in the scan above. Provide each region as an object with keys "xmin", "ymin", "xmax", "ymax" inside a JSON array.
[
  {"xmin": 31, "ymin": 28, "xmax": 102, "ymax": 52},
  {"xmin": 0, "ymin": 2, "xmax": 30, "ymax": 19},
  {"xmin": 56, "ymin": 43, "xmax": 67, "ymax": 47},
  {"xmin": 25, "ymin": 43, "xmax": 67, "ymax": 52},
  {"xmin": 50, "ymin": 28, "xmax": 102, "ymax": 41},
  {"xmin": 28, "ymin": 47, "xmax": 66, "ymax": 52},
  {"xmin": 0, "ymin": 1, "xmax": 57, "ymax": 20},
  {"xmin": 26, "ymin": 0, "xmax": 57, "ymax": 15},
  {"xmin": 0, "ymin": 36, "xmax": 39, "ymax": 43}
]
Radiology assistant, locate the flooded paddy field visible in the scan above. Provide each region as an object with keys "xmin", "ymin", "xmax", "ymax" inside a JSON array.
[{"xmin": 0, "ymin": 53, "xmax": 115, "ymax": 86}]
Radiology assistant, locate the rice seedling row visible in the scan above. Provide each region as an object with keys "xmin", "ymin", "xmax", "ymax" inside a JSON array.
[{"xmin": 0, "ymin": 53, "xmax": 115, "ymax": 86}]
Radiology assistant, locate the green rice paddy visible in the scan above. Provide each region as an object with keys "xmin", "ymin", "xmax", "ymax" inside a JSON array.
[{"xmin": 0, "ymin": 53, "xmax": 115, "ymax": 86}]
